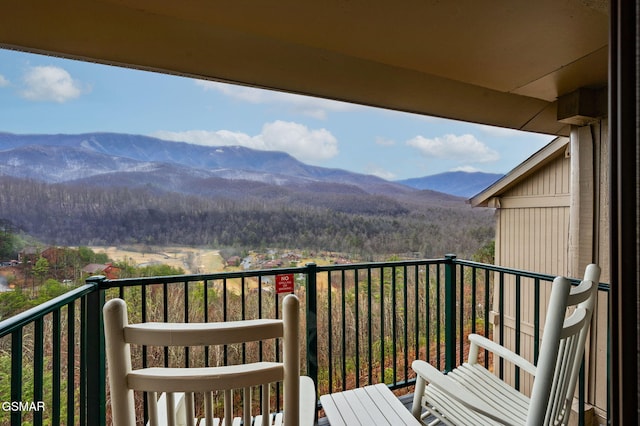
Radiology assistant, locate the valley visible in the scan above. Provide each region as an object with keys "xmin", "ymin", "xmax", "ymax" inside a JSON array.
[{"xmin": 0, "ymin": 131, "xmax": 496, "ymax": 261}]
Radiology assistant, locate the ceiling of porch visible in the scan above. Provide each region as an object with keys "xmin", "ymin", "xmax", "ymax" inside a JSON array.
[{"xmin": 0, "ymin": 0, "xmax": 609, "ymax": 137}]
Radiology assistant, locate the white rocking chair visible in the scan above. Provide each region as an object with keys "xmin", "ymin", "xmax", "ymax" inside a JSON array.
[
  {"xmin": 411, "ymin": 264, "xmax": 600, "ymax": 426},
  {"xmin": 104, "ymin": 294, "xmax": 316, "ymax": 426}
]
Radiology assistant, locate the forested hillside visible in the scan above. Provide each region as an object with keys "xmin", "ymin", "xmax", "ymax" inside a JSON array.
[{"xmin": 0, "ymin": 176, "xmax": 494, "ymax": 259}]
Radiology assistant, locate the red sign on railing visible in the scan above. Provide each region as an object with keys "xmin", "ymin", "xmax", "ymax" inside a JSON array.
[{"xmin": 275, "ymin": 273, "xmax": 295, "ymax": 294}]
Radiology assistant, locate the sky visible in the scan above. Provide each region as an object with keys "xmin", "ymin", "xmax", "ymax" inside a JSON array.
[{"xmin": 0, "ymin": 48, "xmax": 554, "ymax": 180}]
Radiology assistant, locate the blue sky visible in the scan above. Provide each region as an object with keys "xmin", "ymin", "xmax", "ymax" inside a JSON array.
[{"xmin": 0, "ymin": 48, "xmax": 553, "ymax": 180}]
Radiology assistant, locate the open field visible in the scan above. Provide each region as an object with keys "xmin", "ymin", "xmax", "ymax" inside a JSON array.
[
  {"xmin": 89, "ymin": 245, "xmax": 361, "ymax": 296},
  {"xmin": 89, "ymin": 245, "xmax": 224, "ymax": 274}
]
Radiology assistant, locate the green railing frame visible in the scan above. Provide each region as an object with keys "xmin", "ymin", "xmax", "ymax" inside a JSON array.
[
  {"xmin": 0, "ymin": 257, "xmax": 610, "ymax": 425},
  {"xmin": 0, "ymin": 282, "xmax": 105, "ymax": 426}
]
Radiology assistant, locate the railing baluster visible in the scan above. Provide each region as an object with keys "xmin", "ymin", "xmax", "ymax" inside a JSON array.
[
  {"xmin": 141, "ymin": 282, "xmax": 148, "ymax": 363},
  {"xmin": 414, "ymin": 264, "xmax": 419, "ymax": 367},
  {"xmin": 33, "ymin": 317, "xmax": 44, "ymax": 426},
  {"xmin": 341, "ymin": 269, "xmax": 346, "ymax": 391},
  {"xmin": 515, "ymin": 275, "xmax": 521, "ymax": 391},
  {"xmin": 459, "ymin": 265, "xmax": 464, "ymax": 365},
  {"xmin": 223, "ymin": 277, "xmax": 228, "ymax": 366},
  {"xmin": 436, "ymin": 263, "xmax": 441, "ymax": 369},
  {"xmin": 11, "ymin": 328, "xmax": 23, "ymax": 426},
  {"xmin": 204, "ymin": 279, "xmax": 210, "ymax": 367},
  {"xmin": 138, "ymin": 282, "xmax": 148, "ymax": 424},
  {"xmin": 579, "ymin": 355, "xmax": 586, "ymax": 426},
  {"xmin": 426, "ymin": 264, "xmax": 431, "ymax": 365},
  {"xmin": 354, "ymin": 268, "xmax": 360, "ymax": 388},
  {"xmin": 379, "ymin": 266, "xmax": 384, "ymax": 383},
  {"xmin": 471, "ymin": 266, "xmax": 477, "ymax": 335},
  {"xmin": 403, "ymin": 265, "xmax": 409, "ymax": 384},
  {"xmin": 141, "ymin": 280, "xmax": 148, "ymax": 422},
  {"xmin": 52, "ymin": 309, "xmax": 61, "ymax": 426},
  {"xmin": 258, "ymin": 274, "xmax": 264, "ymax": 414},
  {"xmin": 259, "ymin": 275, "xmax": 263, "ymax": 363},
  {"xmin": 484, "ymin": 268, "xmax": 490, "ymax": 368},
  {"xmin": 241, "ymin": 276, "xmax": 246, "ymax": 364},
  {"xmin": 67, "ymin": 301, "xmax": 75, "ymax": 426},
  {"xmin": 80, "ymin": 291, "xmax": 86, "ymax": 426},
  {"xmin": 498, "ymin": 272, "xmax": 505, "ymax": 379},
  {"xmin": 534, "ymin": 278, "xmax": 541, "ymax": 364},
  {"xmin": 184, "ymin": 280, "xmax": 189, "ymax": 367},
  {"xmin": 163, "ymin": 282, "xmax": 169, "ymax": 367},
  {"xmin": 327, "ymin": 270, "xmax": 333, "ymax": 392},
  {"xmin": 392, "ymin": 265, "xmax": 397, "ymax": 384},
  {"xmin": 275, "ymin": 284, "xmax": 281, "ymax": 411},
  {"xmin": 367, "ymin": 267, "xmax": 373, "ymax": 384}
]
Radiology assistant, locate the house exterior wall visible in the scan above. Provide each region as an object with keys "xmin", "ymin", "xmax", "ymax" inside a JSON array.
[
  {"xmin": 491, "ymin": 121, "xmax": 609, "ymax": 422},
  {"xmin": 496, "ymin": 153, "xmax": 571, "ymax": 275},
  {"xmin": 493, "ymin": 151, "xmax": 571, "ymax": 397}
]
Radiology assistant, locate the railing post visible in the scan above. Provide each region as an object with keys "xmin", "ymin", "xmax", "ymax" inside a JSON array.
[
  {"xmin": 84, "ymin": 275, "xmax": 106, "ymax": 426},
  {"xmin": 305, "ymin": 263, "xmax": 318, "ymax": 406},
  {"xmin": 444, "ymin": 254, "xmax": 457, "ymax": 372}
]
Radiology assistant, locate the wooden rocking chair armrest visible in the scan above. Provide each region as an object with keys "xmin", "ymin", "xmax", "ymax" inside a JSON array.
[
  {"xmin": 299, "ymin": 376, "xmax": 316, "ymax": 426},
  {"xmin": 411, "ymin": 360, "xmax": 514, "ymax": 425},
  {"xmin": 468, "ymin": 334, "xmax": 537, "ymax": 376}
]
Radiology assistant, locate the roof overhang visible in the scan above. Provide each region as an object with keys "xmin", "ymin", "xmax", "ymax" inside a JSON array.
[{"xmin": 0, "ymin": 1, "xmax": 609, "ymax": 136}]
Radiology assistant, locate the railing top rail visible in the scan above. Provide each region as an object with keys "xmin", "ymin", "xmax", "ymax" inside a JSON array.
[
  {"xmin": 97, "ymin": 265, "xmax": 309, "ymax": 289},
  {"xmin": 314, "ymin": 257, "xmax": 447, "ymax": 273},
  {"xmin": 454, "ymin": 259, "xmax": 558, "ymax": 281},
  {"xmin": 0, "ymin": 282, "xmax": 98, "ymax": 338},
  {"xmin": 97, "ymin": 258, "xmax": 449, "ymax": 289},
  {"xmin": 453, "ymin": 259, "xmax": 610, "ymax": 291}
]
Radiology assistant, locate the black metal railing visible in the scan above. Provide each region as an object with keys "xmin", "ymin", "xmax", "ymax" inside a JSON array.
[{"xmin": 0, "ymin": 256, "xmax": 609, "ymax": 425}]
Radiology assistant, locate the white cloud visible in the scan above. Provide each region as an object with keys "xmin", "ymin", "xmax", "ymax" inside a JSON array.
[
  {"xmin": 21, "ymin": 66, "xmax": 84, "ymax": 102},
  {"xmin": 406, "ymin": 133, "xmax": 499, "ymax": 163},
  {"xmin": 260, "ymin": 120, "xmax": 338, "ymax": 160},
  {"xmin": 0, "ymin": 75, "xmax": 9, "ymax": 87},
  {"xmin": 195, "ymin": 80, "xmax": 359, "ymax": 119},
  {"xmin": 153, "ymin": 120, "xmax": 338, "ymax": 163},
  {"xmin": 364, "ymin": 164, "xmax": 396, "ymax": 180}
]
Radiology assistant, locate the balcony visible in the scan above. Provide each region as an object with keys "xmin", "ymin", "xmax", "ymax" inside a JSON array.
[{"xmin": 0, "ymin": 256, "xmax": 609, "ymax": 425}]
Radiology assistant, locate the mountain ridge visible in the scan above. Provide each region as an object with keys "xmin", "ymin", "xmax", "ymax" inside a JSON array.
[
  {"xmin": 0, "ymin": 132, "xmax": 417, "ymax": 197},
  {"xmin": 397, "ymin": 171, "xmax": 504, "ymax": 198},
  {"xmin": 0, "ymin": 132, "xmax": 499, "ymax": 199},
  {"xmin": 0, "ymin": 132, "xmax": 496, "ymax": 256}
]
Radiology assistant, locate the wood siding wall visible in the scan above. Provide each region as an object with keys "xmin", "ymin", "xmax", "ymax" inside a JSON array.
[
  {"xmin": 494, "ymin": 152, "xmax": 571, "ymax": 396},
  {"xmin": 492, "ymin": 136, "xmax": 609, "ymax": 420},
  {"xmin": 496, "ymin": 153, "xmax": 571, "ymax": 274}
]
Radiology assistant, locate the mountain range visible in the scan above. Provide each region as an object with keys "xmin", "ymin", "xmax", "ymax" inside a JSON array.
[
  {"xmin": 0, "ymin": 132, "xmax": 499, "ymax": 199},
  {"xmin": 0, "ymin": 132, "xmax": 499, "ymax": 255}
]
